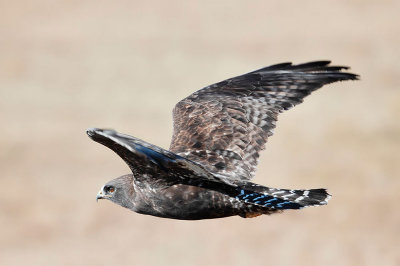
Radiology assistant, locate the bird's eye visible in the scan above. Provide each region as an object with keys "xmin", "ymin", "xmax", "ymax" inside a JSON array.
[{"xmin": 105, "ymin": 186, "xmax": 115, "ymax": 193}]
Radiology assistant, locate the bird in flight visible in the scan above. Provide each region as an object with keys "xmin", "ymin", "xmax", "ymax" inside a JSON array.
[{"xmin": 88, "ymin": 61, "xmax": 358, "ymax": 220}]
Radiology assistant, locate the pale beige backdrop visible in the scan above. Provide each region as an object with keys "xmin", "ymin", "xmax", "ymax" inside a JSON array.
[{"xmin": 1, "ymin": 1, "xmax": 399, "ymax": 266}]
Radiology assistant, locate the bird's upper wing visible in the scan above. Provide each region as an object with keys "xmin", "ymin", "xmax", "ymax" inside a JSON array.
[
  {"xmin": 87, "ymin": 128, "xmax": 228, "ymax": 185},
  {"xmin": 169, "ymin": 61, "xmax": 358, "ymax": 181}
]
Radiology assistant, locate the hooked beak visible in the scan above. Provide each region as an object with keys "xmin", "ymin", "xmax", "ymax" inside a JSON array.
[{"xmin": 96, "ymin": 188, "xmax": 111, "ymax": 202}]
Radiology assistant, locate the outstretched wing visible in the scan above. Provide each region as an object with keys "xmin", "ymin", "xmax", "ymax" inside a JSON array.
[
  {"xmin": 87, "ymin": 128, "xmax": 227, "ymax": 185},
  {"xmin": 170, "ymin": 61, "xmax": 358, "ymax": 181}
]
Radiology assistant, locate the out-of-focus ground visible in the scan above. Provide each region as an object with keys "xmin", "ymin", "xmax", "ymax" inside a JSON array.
[{"xmin": 1, "ymin": 1, "xmax": 399, "ymax": 265}]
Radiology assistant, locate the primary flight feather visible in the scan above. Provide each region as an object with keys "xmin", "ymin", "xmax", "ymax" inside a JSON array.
[{"xmin": 88, "ymin": 61, "xmax": 358, "ymax": 220}]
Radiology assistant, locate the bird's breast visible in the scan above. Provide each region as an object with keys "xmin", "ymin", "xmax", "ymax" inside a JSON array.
[{"xmin": 141, "ymin": 184, "xmax": 242, "ymax": 220}]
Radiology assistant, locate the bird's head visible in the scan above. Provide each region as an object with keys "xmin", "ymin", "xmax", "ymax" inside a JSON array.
[{"xmin": 96, "ymin": 174, "xmax": 135, "ymax": 209}]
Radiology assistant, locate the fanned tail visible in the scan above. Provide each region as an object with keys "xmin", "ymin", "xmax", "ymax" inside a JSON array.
[{"xmin": 234, "ymin": 185, "xmax": 331, "ymax": 210}]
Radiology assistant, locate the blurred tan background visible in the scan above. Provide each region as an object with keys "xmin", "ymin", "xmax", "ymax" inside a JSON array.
[{"xmin": 1, "ymin": 1, "xmax": 399, "ymax": 265}]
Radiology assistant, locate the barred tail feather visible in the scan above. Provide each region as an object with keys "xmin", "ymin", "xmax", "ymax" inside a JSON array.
[{"xmin": 234, "ymin": 186, "xmax": 331, "ymax": 210}]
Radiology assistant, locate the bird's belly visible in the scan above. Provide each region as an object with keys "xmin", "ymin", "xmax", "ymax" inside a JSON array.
[{"xmin": 144, "ymin": 184, "xmax": 241, "ymax": 220}]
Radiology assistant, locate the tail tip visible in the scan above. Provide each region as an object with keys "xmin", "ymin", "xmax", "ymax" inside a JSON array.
[{"xmin": 303, "ymin": 188, "xmax": 332, "ymax": 207}]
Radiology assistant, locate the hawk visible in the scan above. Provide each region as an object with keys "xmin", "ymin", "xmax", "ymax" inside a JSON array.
[{"xmin": 88, "ymin": 61, "xmax": 358, "ymax": 220}]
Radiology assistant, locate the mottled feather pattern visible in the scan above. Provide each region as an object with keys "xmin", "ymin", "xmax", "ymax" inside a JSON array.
[
  {"xmin": 235, "ymin": 190, "xmax": 303, "ymax": 210},
  {"xmin": 89, "ymin": 61, "xmax": 357, "ymax": 220},
  {"xmin": 233, "ymin": 187, "xmax": 331, "ymax": 210},
  {"xmin": 170, "ymin": 61, "xmax": 358, "ymax": 181},
  {"xmin": 88, "ymin": 128, "xmax": 331, "ymax": 212}
]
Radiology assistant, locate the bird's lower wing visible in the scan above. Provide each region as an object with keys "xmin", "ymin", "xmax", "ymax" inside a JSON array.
[
  {"xmin": 87, "ymin": 128, "xmax": 228, "ymax": 185},
  {"xmin": 87, "ymin": 128, "xmax": 331, "ymax": 210}
]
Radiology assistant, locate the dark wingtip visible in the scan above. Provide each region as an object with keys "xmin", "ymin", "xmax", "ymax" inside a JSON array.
[
  {"xmin": 249, "ymin": 60, "xmax": 359, "ymax": 80},
  {"xmin": 87, "ymin": 128, "xmax": 107, "ymax": 140},
  {"xmin": 292, "ymin": 60, "xmax": 331, "ymax": 69},
  {"xmin": 292, "ymin": 60, "xmax": 360, "ymax": 82},
  {"xmin": 86, "ymin": 128, "xmax": 99, "ymax": 138},
  {"xmin": 349, "ymin": 73, "xmax": 360, "ymax": 80},
  {"xmin": 86, "ymin": 128, "xmax": 117, "ymax": 141},
  {"xmin": 329, "ymin": 72, "xmax": 359, "ymax": 82}
]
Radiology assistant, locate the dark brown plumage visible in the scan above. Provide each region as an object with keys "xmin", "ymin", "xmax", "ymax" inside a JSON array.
[{"xmin": 89, "ymin": 61, "xmax": 358, "ymax": 220}]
